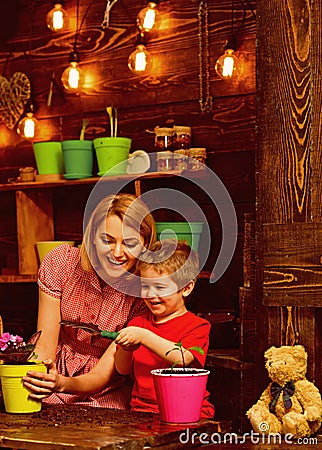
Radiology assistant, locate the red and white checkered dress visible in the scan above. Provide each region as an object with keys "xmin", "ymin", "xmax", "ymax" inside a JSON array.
[{"xmin": 38, "ymin": 244, "xmax": 147, "ymax": 408}]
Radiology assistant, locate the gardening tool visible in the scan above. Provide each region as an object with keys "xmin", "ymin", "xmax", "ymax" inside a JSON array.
[{"xmin": 60, "ymin": 320, "xmax": 119, "ymax": 340}]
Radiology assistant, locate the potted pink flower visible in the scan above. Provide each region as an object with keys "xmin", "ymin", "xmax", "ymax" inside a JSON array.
[{"xmin": 0, "ymin": 330, "xmax": 47, "ymax": 413}]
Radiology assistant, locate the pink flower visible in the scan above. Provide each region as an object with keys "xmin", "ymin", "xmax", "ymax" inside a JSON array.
[
  {"xmin": 0, "ymin": 332, "xmax": 11, "ymax": 343},
  {"xmin": 0, "ymin": 332, "xmax": 25, "ymax": 352},
  {"xmin": 0, "ymin": 341, "xmax": 8, "ymax": 351}
]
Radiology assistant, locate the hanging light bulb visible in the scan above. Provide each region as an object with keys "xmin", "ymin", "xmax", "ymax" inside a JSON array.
[
  {"xmin": 215, "ymin": 37, "xmax": 241, "ymax": 80},
  {"xmin": 46, "ymin": 2, "xmax": 68, "ymax": 32},
  {"xmin": 61, "ymin": 50, "xmax": 85, "ymax": 93},
  {"xmin": 128, "ymin": 34, "xmax": 152, "ymax": 74},
  {"xmin": 137, "ymin": 1, "xmax": 159, "ymax": 32},
  {"xmin": 17, "ymin": 105, "xmax": 38, "ymax": 140}
]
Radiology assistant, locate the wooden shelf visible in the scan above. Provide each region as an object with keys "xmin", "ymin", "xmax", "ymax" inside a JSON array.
[
  {"xmin": 0, "ymin": 171, "xmax": 186, "ymax": 192},
  {"xmin": 206, "ymin": 349, "xmax": 255, "ymax": 371},
  {"xmin": 0, "ymin": 171, "xmax": 210, "ymax": 282},
  {"xmin": 0, "ymin": 274, "xmax": 37, "ymax": 283}
]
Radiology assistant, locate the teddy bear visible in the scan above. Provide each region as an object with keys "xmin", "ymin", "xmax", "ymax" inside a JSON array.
[{"xmin": 247, "ymin": 345, "xmax": 322, "ymax": 438}]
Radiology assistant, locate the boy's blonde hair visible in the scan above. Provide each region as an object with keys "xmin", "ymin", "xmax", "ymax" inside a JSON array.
[
  {"xmin": 138, "ymin": 239, "xmax": 199, "ymax": 290},
  {"xmin": 80, "ymin": 193, "xmax": 157, "ymax": 272}
]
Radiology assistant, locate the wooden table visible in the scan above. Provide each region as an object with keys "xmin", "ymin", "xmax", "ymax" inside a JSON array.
[{"xmin": 0, "ymin": 404, "xmax": 226, "ymax": 449}]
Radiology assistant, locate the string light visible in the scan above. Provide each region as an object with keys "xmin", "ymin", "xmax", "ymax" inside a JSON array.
[
  {"xmin": 215, "ymin": 37, "xmax": 241, "ymax": 80},
  {"xmin": 128, "ymin": 33, "xmax": 152, "ymax": 74},
  {"xmin": 61, "ymin": 0, "xmax": 84, "ymax": 93},
  {"xmin": 137, "ymin": 1, "xmax": 159, "ymax": 32},
  {"xmin": 214, "ymin": 0, "xmax": 256, "ymax": 81},
  {"xmin": 61, "ymin": 50, "xmax": 85, "ymax": 92},
  {"xmin": 17, "ymin": 105, "xmax": 38, "ymax": 140},
  {"xmin": 46, "ymin": 2, "xmax": 68, "ymax": 32}
]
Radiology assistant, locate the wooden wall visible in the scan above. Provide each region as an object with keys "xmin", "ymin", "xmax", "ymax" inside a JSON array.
[
  {"xmin": 0, "ymin": 0, "xmax": 256, "ymax": 344},
  {"xmin": 257, "ymin": 0, "xmax": 322, "ymax": 398}
]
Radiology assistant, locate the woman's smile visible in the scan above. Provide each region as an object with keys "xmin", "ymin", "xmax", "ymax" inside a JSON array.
[{"xmin": 95, "ymin": 215, "xmax": 144, "ymax": 281}]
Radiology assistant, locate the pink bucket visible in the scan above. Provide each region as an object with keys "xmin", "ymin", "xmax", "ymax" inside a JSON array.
[{"xmin": 151, "ymin": 368, "xmax": 209, "ymax": 423}]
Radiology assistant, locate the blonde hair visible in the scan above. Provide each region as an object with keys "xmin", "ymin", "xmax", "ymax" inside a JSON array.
[
  {"xmin": 137, "ymin": 239, "xmax": 199, "ymax": 289},
  {"xmin": 80, "ymin": 193, "xmax": 157, "ymax": 272}
]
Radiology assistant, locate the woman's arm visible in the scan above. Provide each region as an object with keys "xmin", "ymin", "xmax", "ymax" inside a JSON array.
[
  {"xmin": 114, "ymin": 347, "xmax": 134, "ymax": 375},
  {"xmin": 35, "ymin": 288, "xmax": 61, "ymax": 361},
  {"xmin": 23, "ymin": 342, "xmax": 117, "ymax": 399},
  {"xmin": 115, "ymin": 327, "xmax": 194, "ymax": 366}
]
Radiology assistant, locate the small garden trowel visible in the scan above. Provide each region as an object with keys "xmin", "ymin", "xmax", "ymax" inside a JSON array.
[{"xmin": 60, "ymin": 320, "xmax": 119, "ymax": 340}]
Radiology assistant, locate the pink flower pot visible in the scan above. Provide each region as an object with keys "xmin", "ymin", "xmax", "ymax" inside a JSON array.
[{"xmin": 151, "ymin": 368, "xmax": 209, "ymax": 423}]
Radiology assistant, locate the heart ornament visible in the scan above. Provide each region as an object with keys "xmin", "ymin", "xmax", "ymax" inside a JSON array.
[{"xmin": 0, "ymin": 72, "xmax": 31, "ymax": 129}]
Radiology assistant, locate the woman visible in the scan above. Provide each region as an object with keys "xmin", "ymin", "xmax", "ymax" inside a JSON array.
[{"xmin": 30, "ymin": 193, "xmax": 156, "ymax": 408}]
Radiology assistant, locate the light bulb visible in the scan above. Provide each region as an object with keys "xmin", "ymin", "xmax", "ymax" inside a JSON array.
[
  {"xmin": 215, "ymin": 48, "xmax": 241, "ymax": 80},
  {"xmin": 128, "ymin": 44, "xmax": 152, "ymax": 74},
  {"xmin": 17, "ymin": 112, "xmax": 38, "ymax": 140},
  {"xmin": 61, "ymin": 51, "xmax": 85, "ymax": 93},
  {"xmin": 46, "ymin": 3, "xmax": 68, "ymax": 32},
  {"xmin": 137, "ymin": 2, "xmax": 158, "ymax": 32}
]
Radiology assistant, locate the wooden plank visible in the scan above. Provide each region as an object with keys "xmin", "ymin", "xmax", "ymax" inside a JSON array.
[
  {"xmin": 206, "ymin": 349, "xmax": 254, "ymax": 371},
  {"xmin": 239, "ymin": 286, "xmax": 256, "ymax": 362},
  {"xmin": 263, "ymin": 223, "xmax": 322, "ymax": 267},
  {"xmin": 243, "ymin": 214, "xmax": 255, "ymax": 288},
  {"xmin": 16, "ymin": 190, "xmax": 54, "ymax": 275},
  {"xmin": 0, "ymin": 275, "xmax": 37, "ymax": 283},
  {"xmin": 263, "ymin": 265, "xmax": 322, "ymax": 307},
  {"xmin": 311, "ymin": 0, "xmax": 322, "ymax": 217},
  {"xmin": 0, "ymin": 405, "xmax": 224, "ymax": 450}
]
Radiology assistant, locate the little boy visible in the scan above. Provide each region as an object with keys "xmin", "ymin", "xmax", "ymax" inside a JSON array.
[
  {"xmin": 114, "ymin": 239, "xmax": 215, "ymax": 418},
  {"xmin": 23, "ymin": 239, "xmax": 214, "ymax": 418}
]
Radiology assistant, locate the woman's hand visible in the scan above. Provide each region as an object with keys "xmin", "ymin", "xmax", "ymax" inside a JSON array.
[{"xmin": 22, "ymin": 359, "xmax": 63, "ymax": 399}]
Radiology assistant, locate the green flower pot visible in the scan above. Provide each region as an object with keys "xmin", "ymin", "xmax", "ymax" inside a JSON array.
[
  {"xmin": 93, "ymin": 137, "xmax": 131, "ymax": 175},
  {"xmin": 33, "ymin": 141, "xmax": 64, "ymax": 175},
  {"xmin": 0, "ymin": 362, "xmax": 47, "ymax": 413},
  {"xmin": 156, "ymin": 222, "xmax": 204, "ymax": 252},
  {"xmin": 62, "ymin": 140, "xmax": 93, "ymax": 179}
]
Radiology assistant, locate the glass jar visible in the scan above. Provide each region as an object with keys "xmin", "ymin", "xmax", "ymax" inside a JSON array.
[
  {"xmin": 19, "ymin": 166, "xmax": 35, "ymax": 182},
  {"xmin": 173, "ymin": 126, "xmax": 191, "ymax": 150},
  {"xmin": 173, "ymin": 149, "xmax": 189, "ymax": 171},
  {"xmin": 188, "ymin": 148, "xmax": 207, "ymax": 170},
  {"xmin": 157, "ymin": 151, "xmax": 173, "ymax": 172},
  {"xmin": 154, "ymin": 127, "xmax": 173, "ymax": 151}
]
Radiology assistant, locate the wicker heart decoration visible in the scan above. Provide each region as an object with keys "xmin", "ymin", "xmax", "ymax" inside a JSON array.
[{"xmin": 0, "ymin": 72, "xmax": 31, "ymax": 129}]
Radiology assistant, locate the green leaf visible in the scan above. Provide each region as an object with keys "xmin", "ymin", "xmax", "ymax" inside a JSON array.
[{"xmin": 188, "ymin": 346, "xmax": 204, "ymax": 355}]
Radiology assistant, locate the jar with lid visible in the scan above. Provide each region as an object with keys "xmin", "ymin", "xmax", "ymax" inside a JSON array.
[
  {"xmin": 188, "ymin": 148, "xmax": 207, "ymax": 170},
  {"xmin": 173, "ymin": 126, "xmax": 191, "ymax": 150},
  {"xmin": 19, "ymin": 166, "xmax": 36, "ymax": 182},
  {"xmin": 157, "ymin": 151, "xmax": 173, "ymax": 172},
  {"xmin": 154, "ymin": 127, "xmax": 173, "ymax": 151},
  {"xmin": 173, "ymin": 149, "xmax": 189, "ymax": 171}
]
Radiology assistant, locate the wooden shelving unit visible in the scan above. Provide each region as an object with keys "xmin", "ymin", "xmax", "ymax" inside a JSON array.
[{"xmin": 0, "ymin": 171, "xmax": 209, "ymax": 282}]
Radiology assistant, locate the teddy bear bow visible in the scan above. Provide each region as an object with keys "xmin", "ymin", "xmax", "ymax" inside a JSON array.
[{"xmin": 269, "ymin": 380, "xmax": 295, "ymax": 414}]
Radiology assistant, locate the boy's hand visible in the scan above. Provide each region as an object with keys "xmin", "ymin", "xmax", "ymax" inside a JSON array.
[{"xmin": 115, "ymin": 326, "xmax": 148, "ymax": 350}]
